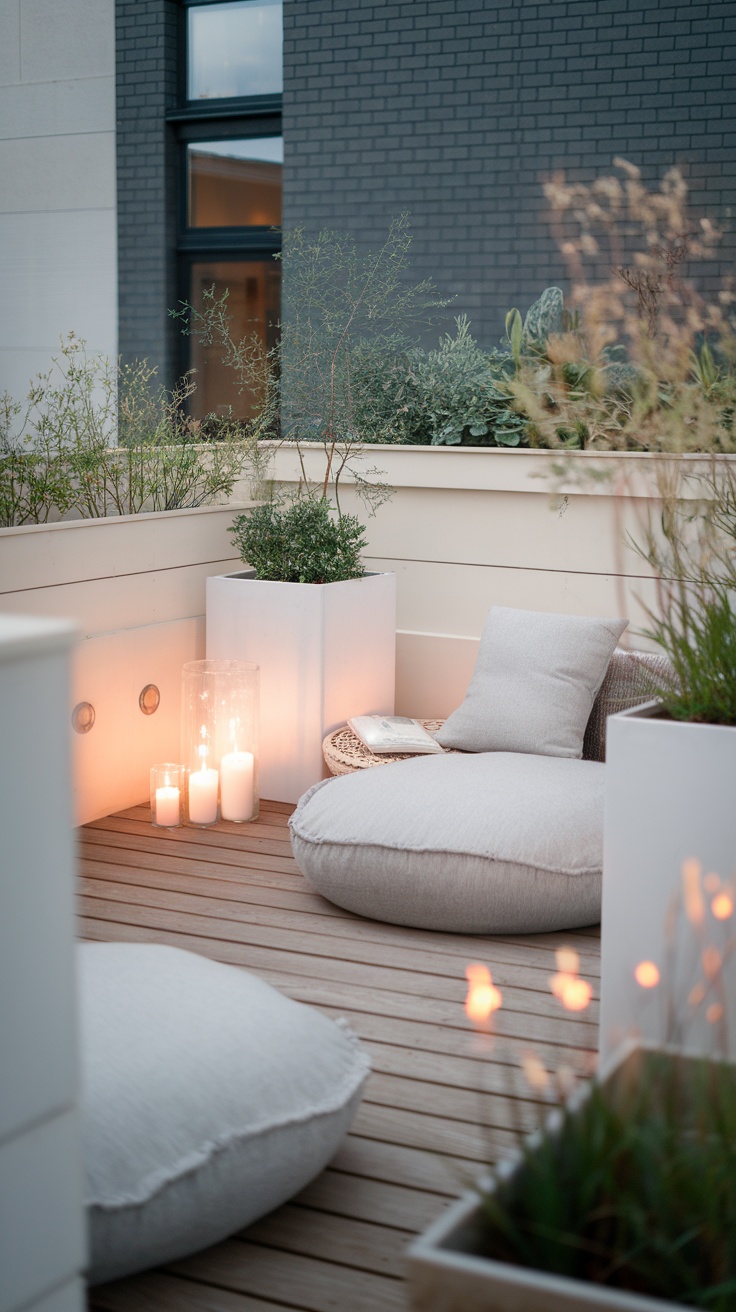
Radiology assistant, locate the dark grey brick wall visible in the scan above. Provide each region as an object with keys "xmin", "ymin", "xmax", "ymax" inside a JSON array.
[
  {"xmin": 116, "ymin": 0, "xmax": 179, "ymax": 376},
  {"xmin": 283, "ymin": 0, "xmax": 736, "ymax": 347}
]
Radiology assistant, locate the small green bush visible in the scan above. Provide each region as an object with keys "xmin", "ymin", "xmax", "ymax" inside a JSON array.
[{"xmin": 230, "ymin": 497, "xmax": 366, "ymax": 584}]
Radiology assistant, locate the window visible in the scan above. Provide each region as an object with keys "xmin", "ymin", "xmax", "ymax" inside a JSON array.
[
  {"xmin": 187, "ymin": 0, "xmax": 283, "ymax": 100},
  {"xmin": 169, "ymin": 0, "xmax": 283, "ymax": 420},
  {"xmin": 187, "ymin": 137, "xmax": 283, "ymax": 228}
]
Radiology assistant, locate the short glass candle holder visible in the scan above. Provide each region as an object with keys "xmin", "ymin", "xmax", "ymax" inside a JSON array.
[
  {"xmin": 150, "ymin": 763, "xmax": 185, "ymax": 829},
  {"xmin": 181, "ymin": 659, "xmax": 260, "ymax": 826}
]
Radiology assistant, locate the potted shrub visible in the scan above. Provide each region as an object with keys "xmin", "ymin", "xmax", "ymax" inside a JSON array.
[
  {"xmin": 409, "ymin": 884, "xmax": 736, "ymax": 1311},
  {"xmin": 185, "ymin": 218, "xmax": 448, "ymax": 802},
  {"xmin": 206, "ymin": 496, "xmax": 396, "ymax": 804}
]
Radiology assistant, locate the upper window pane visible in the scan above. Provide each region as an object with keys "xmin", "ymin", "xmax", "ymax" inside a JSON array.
[
  {"xmin": 187, "ymin": 0, "xmax": 283, "ymax": 100},
  {"xmin": 187, "ymin": 137, "xmax": 283, "ymax": 227}
]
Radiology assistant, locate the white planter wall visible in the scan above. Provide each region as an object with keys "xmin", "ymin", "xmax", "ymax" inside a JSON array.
[
  {"xmin": 206, "ymin": 571, "xmax": 397, "ymax": 802},
  {"xmin": 258, "ymin": 445, "xmax": 717, "ymax": 717},
  {"xmin": 0, "ymin": 505, "xmax": 253, "ymax": 824},
  {"xmin": 0, "ymin": 0, "xmax": 117, "ymax": 405},
  {"xmin": 0, "ymin": 615, "xmax": 86, "ymax": 1312},
  {"xmin": 601, "ymin": 705, "xmax": 736, "ymax": 1061}
]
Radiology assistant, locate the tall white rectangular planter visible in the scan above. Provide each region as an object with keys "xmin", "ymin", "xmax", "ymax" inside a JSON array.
[
  {"xmin": 601, "ymin": 703, "xmax": 736, "ymax": 1062},
  {"xmin": 206, "ymin": 571, "xmax": 396, "ymax": 803}
]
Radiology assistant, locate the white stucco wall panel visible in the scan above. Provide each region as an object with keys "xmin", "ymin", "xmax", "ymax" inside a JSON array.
[
  {"xmin": 19, "ymin": 0, "xmax": 114, "ymax": 83},
  {"xmin": 0, "ymin": 74, "xmax": 114, "ymax": 138},
  {"xmin": 0, "ymin": 209, "xmax": 117, "ymax": 402},
  {"xmin": 0, "ymin": 134, "xmax": 116, "ymax": 213},
  {"xmin": 0, "ymin": 0, "xmax": 117, "ymax": 391},
  {"xmin": 0, "ymin": 0, "xmax": 21, "ymax": 85}
]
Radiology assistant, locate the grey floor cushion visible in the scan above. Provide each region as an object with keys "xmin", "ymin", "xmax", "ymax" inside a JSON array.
[
  {"xmin": 79, "ymin": 942, "xmax": 370, "ymax": 1286},
  {"xmin": 290, "ymin": 752, "xmax": 605, "ymax": 933}
]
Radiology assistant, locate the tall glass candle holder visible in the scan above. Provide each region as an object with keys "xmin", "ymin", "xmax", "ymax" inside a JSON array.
[
  {"xmin": 181, "ymin": 660, "xmax": 260, "ymax": 825},
  {"xmin": 150, "ymin": 763, "xmax": 185, "ymax": 828}
]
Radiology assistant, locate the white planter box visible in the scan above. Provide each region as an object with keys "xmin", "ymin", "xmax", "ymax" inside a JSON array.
[
  {"xmin": 601, "ymin": 703, "xmax": 736, "ymax": 1062},
  {"xmin": 408, "ymin": 1043, "xmax": 697, "ymax": 1312},
  {"xmin": 206, "ymin": 570, "xmax": 397, "ymax": 803}
]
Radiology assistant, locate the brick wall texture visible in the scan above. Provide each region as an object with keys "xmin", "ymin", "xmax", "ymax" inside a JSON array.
[
  {"xmin": 116, "ymin": 0, "xmax": 179, "ymax": 375},
  {"xmin": 282, "ymin": 0, "xmax": 736, "ymax": 347}
]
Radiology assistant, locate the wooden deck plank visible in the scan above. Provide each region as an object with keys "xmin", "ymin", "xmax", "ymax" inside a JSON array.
[
  {"xmin": 79, "ymin": 845, "xmax": 602, "ymax": 974},
  {"xmin": 292, "ymin": 1170, "xmax": 445, "ymax": 1233},
  {"xmin": 90, "ymin": 1272, "xmax": 297, "ymax": 1312},
  {"xmin": 79, "ymin": 805, "xmax": 600, "ymax": 1312},
  {"xmin": 77, "ymin": 892, "xmax": 599, "ymax": 1028},
  {"xmin": 79, "ymin": 915, "xmax": 597, "ymax": 1050},
  {"xmin": 77, "ymin": 875, "xmax": 600, "ymax": 999},
  {"xmin": 169, "ymin": 1242, "xmax": 405, "ymax": 1312},
  {"xmin": 242, "ymin": 1206, "xmax": 408, "ymax": 1278}
]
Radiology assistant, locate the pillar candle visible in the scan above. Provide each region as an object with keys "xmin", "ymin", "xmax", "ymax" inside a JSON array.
[
  {"xmin": 188, "ymin": 767, "xmax": 219, "ymax": 825},
  {"xmin": 155, "ymin": 784, "xmax": 180, "ymax": 827},
  {"xmin": 219, "ymin": 750, "xmax": 255, "ymax": 822}
]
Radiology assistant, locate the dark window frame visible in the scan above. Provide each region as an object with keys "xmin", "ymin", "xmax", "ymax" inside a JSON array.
[{"xmin": 169, "ymin": 0, "xmax": 282, "ymax": 406}]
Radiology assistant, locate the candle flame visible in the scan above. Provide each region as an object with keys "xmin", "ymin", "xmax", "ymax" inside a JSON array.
[
  {"xmin": 464, "ymin": 964, "xmax": 502, "ymax": 1023},
  {"xmin": 634, "ymin": 960, "xmax": 660, "ymax": 989}
]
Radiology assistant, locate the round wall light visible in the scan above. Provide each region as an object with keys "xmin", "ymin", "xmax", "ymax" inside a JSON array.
[
  {"xmin": 72, "ymin": 702, "xmax": 96, "ymax": 734},
  {"xmin": 139, "ymin": 683, "xmax": 161, "ymax": 715}
]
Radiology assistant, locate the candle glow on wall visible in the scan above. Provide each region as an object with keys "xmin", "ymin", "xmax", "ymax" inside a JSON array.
[{"xmin": 181, "ymin": 660, "xmax": 259, "ymax": 826}]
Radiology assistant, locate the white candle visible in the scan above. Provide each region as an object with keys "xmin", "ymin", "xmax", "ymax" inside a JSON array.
[
  {"xmin": 219, "ymin": 750, "xmax": 255, "ymax": 822},
  {"xmin": 155, "ymin": 784, "xmax": 180, "ymax": 827},
  {"xmin": 188, "ymin": 767, "xmax": 219, "ymax": 825}
]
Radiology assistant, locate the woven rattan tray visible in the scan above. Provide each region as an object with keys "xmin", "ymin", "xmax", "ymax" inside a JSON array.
[{"xmin": 323, "ymin": 719, "xmax": 449, "ymax": 775}]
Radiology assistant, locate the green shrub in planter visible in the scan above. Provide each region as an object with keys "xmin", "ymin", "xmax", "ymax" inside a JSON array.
[{"xmin": 230, "ymin": 497, "xmax": 366, "ymax": 584}]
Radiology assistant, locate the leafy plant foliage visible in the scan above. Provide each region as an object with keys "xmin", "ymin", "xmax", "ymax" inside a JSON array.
[
  {"xmin": 229, "ymin": 497, "xmax": 366, "ymax": 584},
  {"xmin": 0, "ymin": 335, "xmax": 257, "ymax": 526}
]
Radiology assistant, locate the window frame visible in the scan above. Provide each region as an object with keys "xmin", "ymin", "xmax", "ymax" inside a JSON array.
[{"xmin": 168, "ymin": 0, "xmax": 283, "ymax": 407}]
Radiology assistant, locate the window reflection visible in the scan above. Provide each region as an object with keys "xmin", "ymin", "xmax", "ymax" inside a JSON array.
[
  {"xmin": 188, "ymin": 138, "xmax": 283, "ymax": 228},
  {"xmin": 188, "ymin": 0, "xmax": 283, "ymax": 100},
  {"xmin": 189, "ymin": 260, "xmax": 280, "ymax": 421}
]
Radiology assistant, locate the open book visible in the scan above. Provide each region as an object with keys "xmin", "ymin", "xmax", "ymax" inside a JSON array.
[{"xmin": 348, "ymin": 715, "xmax": 443, "ymax": 755}]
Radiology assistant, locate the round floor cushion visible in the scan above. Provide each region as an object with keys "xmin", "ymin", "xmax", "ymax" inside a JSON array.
[
  {"xmin": 78, "ymin": 943, "xmax": 369, "ymax": 1285},
  {"xmin": 290, "ymin": 751, "xmax": 605, "ymax": 934}
]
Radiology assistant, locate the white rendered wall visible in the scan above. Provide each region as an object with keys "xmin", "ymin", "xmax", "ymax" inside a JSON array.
[{"xmin": 0, "ymin": 0, "xmax": 117, "ymax": 406}]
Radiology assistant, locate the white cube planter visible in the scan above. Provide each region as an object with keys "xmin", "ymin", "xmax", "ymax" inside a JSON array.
[
  {"xmin": 601, "ymin": 703, "xmax": 736, "ymax": 1062},
  {"xmin": 206, "ymin": 571, "xmax": 396, "ymax": 803}
]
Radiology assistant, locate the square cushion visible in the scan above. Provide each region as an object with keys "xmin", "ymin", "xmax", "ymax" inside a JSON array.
[
  {"xmin": 435, "ymin": 606, "xmax": 627, "ymax": 758},
  {"xmin": 79, "ymin": 943, "xmax": 369, "ymax": 1285}
]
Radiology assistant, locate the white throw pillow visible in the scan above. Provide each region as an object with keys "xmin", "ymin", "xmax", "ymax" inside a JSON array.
[
  {"xmin": 435, "ymin": 606, "xmax": 627, "ymax": 758},
  {"xmin": 79, "ymin": 943, "xmax": 369, "ymax": 1285}
]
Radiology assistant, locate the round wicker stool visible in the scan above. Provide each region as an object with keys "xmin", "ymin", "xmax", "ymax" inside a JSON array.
[{"xmin": 322, "ymin": 720, "xmax": 448, "ymax": 776}]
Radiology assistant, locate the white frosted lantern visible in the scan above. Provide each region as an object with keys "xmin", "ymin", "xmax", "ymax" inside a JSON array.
[{"xmin": 181, "ymin": 660, "xmax": 259, "ymax": 826}]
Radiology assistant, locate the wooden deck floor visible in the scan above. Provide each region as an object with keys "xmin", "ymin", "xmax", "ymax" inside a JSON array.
[{"xmin": 79, "ymin": 799, "xmax": 601, "ymax": 1312}]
